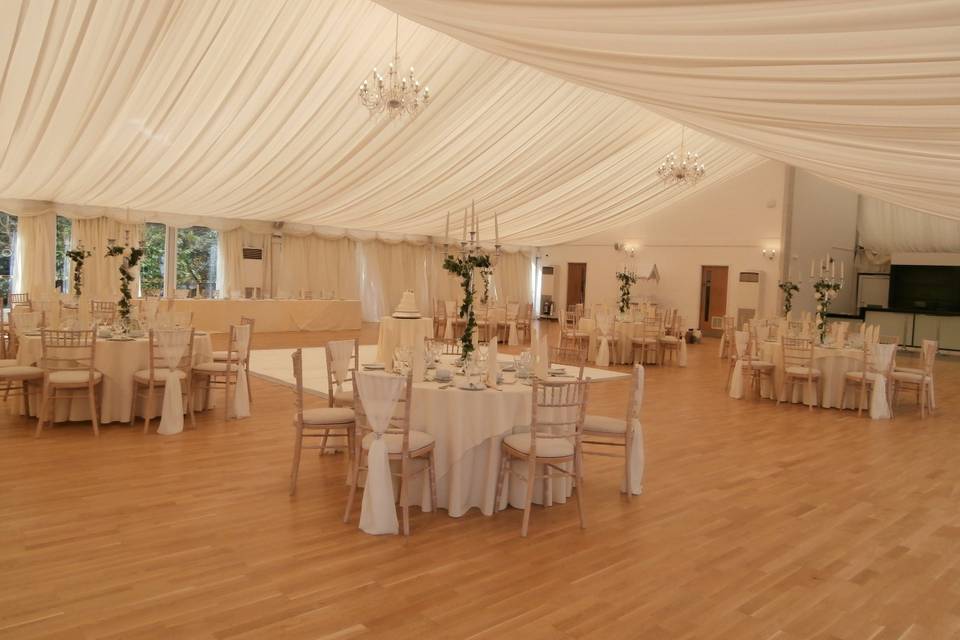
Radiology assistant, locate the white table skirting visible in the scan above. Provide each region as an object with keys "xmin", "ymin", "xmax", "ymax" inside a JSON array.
[{"xmin": 16, "ymin": 333, "xmax": 214, "ymax": 423}]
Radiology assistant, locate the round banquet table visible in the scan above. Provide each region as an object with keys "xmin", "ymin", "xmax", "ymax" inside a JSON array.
[
  {"xmin": 361, "ymin": 359, "xmax": 580, "ymax": 517},
  {"xmin": 729, "ymin": 340, "xmax": 866, "ymax": 409},
  {"xmin": 15, "ymin": 332, "xmax": 214, "ymax": 423},
  {"xmin": 376, "ymin": 316, "xmax": 434, "ymax": 364},
  {"xmin": 580, "ymin": 318, "xmax": 658, "ymax": 365}
]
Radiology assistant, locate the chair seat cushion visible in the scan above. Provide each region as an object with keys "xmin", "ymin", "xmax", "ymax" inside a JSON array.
[
  {"xmin": 362, "ymin": 429, "xmax": 434, "ymax": 454},
  {"xmin": 785, "ymin": 366, "xmax": 821, "ymax": 377},
  {"xmin": 631, "ymin": 337, "xmax": 659, "ymax": 344},
  {"xmin": 503, "ymin": 433, "xmax": 574, "ymax": 458},
  {"xmin": 744, "ymin": 360, "xmax": 775, "ymax": 370},
  {"xmin": 890, "ymin": 370, "xmax": 931, "ymax": 383},
  {"xmin": 134, "ymin": 368, "xmax": 188, "ymax": 383},
  {"xmin": 0, "ymin": 358, "xmax": 19, "ymax": 367},
  {"xmin": 582, "ymin": 414, "xmax": 627, "ymax": 434},
  {"xmin": 193, "ymin": 361, "xmax": 242, "ymax": 374},
  {"xmin": 0, "ymin": 365, "xmax": 44, "ymax": 379},
  {"xmin": 894, "ymin": 366, "xmax": 924, "ymax": 376},
  {"xmin": 845, "ymin": 370, "xmax": 884, "ymax": 382},
  {"xmin": 211, "ymin": 350, "xmax": 244, "ymax": 362},
  {"xmin": 301, "ymin": 407, "xmax": 355, "ymax": 425},
  {"xmin": 658, "ymin": 335, "xmax": 681, "ymax": 344},
  {"xmin": 48, "ymin": 370, "xmax": 103, "ymax": 385}
]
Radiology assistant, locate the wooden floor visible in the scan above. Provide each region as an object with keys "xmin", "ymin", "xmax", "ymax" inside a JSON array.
[{"xmin": 2, "ymin": 324, "xmax": 959, "ymax": 640}]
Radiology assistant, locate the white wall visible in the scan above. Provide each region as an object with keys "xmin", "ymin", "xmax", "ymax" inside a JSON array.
[
  {"xmin": 786, "ymin": 170, "xmax": 860, "ymax": 315},
  {"xmin": 541, "ymin": 161, "xmax": 787, "ymax": 327}
]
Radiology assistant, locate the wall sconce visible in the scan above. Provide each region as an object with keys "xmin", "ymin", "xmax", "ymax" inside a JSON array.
[
  {"xmin": 614, "ymin": 241, "xmax": 641, "ymax": 258},
  {"xmin": 761, "ymin": 248, "xmax": 777, "ymax": 260}
]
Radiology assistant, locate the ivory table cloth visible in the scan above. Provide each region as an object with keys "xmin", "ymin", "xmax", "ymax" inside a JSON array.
[
  {"xmin": 170, "ymin": 299, "xmax": 362, "ymax": 333},
  {"xmin": 16, "ymin": 333, "xmax": 213, "ymax": 424}
]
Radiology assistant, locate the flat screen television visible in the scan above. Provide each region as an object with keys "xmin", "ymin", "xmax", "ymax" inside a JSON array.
[{"xmin": 889, "ymin": 265, "xmax": 960, "ymax": 312}]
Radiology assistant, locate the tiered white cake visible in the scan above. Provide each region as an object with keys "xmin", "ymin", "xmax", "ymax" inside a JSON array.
[{"xmin": 392, "ymin": 290, "xmax": 421, "ymax": 319}]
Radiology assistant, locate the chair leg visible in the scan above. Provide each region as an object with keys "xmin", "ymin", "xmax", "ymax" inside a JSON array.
[
  {"xmin": 144, "ymin": 383, "xmax": 154, "ymax": 434},
  {"xmin": 399, "ymin": 473, "xmax": 410, "ymax": 537},
  {"xmin": 520, "ymin": 458, "xmax": 536, "ymax": 537},
  {"xmin": 574, "ymin": 453, "xmax": 586, "ymax": 530},
  {"xmin": 543, "ymin": 466, "xmax": 552, "ymax": 508},
  {"xmin": 319, "ymin": 432, "xmax": 329, "ymax": 456},
  {"xmin": 187, "ymin": 380, "xmax": 196, "ymax": 430},
  {"xmin": 130, "ymin": 382, "xmax": 139, "ymax": 425},
  {"xmin": 246, "ymin": 364, "xmax": 252, "ymax": 403},
  {"xmin": 427, "ymin": 449, "xmax": 438, "ymax": 513},
  {"xmin": 623, "ymin": 431, "xmax": 632, "ymax": 500},
  {"xmin": 840, "ymin": 380, "xmax": 847, "ymax": 411},
  {"xmin": 36, "ymin": 383, "xmax": 49, "ymax": 437},
  {"xmin": 857, "ymin": 381, "xmax": 866, "ymax": 417},
  {"xmin": 343, "ymin": 447, "xmax": 361, "ymax": 523},
  {"xmin": 289, "ymin": 427, "xmax": 303, "ymax": 496},
  {"xmin": 88, "ymin": 382, "xmax": 100, "ymax": 437},
  {"xmin": 493, "ymin": 450, "xmax": 509, "ymax": 514}
]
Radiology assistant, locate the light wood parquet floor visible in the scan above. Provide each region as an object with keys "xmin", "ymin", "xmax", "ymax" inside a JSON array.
[{"xmin": 1, "ymin": 323, "xmax": 959, "ymax": 640}]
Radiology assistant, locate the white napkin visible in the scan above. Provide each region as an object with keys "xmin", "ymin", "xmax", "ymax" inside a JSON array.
[
  {"xmin": 535, "ymin": 333, "xmax": 549, "ymax": 378},
  {"xmin": 486, "ymin": 337, "xmax": 499, "ymax": 388}
]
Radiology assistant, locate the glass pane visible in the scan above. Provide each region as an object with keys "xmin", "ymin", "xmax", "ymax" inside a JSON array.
[
  {"xmin": 176, "ymin": 226, "xmax": 218, "ymax": 298},
  {"xmin": 140, "ymin": 222, "xmax": 166, "ymax": 296},
  {"xmin": 0, "ymin": 212, "xmax": 17, "ymax": 304},
  {"xmin": 56, "ymin": 215, "xmax": 71, "ymax": 293}
]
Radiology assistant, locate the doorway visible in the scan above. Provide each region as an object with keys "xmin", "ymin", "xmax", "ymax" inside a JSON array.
[
  {"xmin": 566, "ymin": 262, "xmax": 587, "ymax": 310},
  {"xmin": 699, "ymin": 265, "xmax": 728, "ymax": 336}
]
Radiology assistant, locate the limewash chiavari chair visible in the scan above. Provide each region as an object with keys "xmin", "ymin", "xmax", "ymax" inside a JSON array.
[
  {"xmin": 7, "ymin": 310, "xmax": 45, "ymax": 365},
  {"xmin": 631, "ymin": 316, "xmax": 661, "ymax": 366},
  {"xmin": 778, "ymin": 336, "xmax": 821, "ymax": 410},
  {"xmin": 430, "ymin": 338, "xmax": 463, "ymax": 356},
  {"xmin": 658, "ymin": 312, "xmax": 683, "ymax": 366},
  {"xmin": 549, "ymin": 343, "xmax": 587, "ymax": 379},
  {"xmin": 36, "ymin": 328, "xmax": 103, "ymax": 437},
  {"xmin": 132, "ymin": 328, "xmax": 196, "ymax": 433},
  {"xmin": 192, "ymin": 323, "xmax": 247, "ymax": 420},
  {"xmin": 9, "ymin": 293, "xmax": 31, "ymax": 310},
  {"xmin": 433, "ymin": 299, "xmax": 446, "ymax": 339},
  {"xmin": 155, "ymin": 309, "xmax": 193, "ymax": 328},
  {"xmin": 213, "ymin": 316, "xmax": 255, "ymax": 402},
  {"xmin": 0, "ymin": 310, "xmax": 44, "ymax": 413},
  {"xmin": 559, "ymin": 309, "xmax": 588, "ymax": 349},
  {"xmin": 495, "ymin": 377, "xmax": 589, "ymax": 537},
  {"xmin": 840, "ymin": 338, "xmax": 897, "ymax": 418},
  {"xmin": 289, "ymin": 348, "xmax": 356, "ymax": 496},
  {"xmin": 344, "ymin": 371, "xmax": 437, "ymax": 536},
  {"xmin": 890, "ymin": 339, "xmax": 937, "ymax": 418},
  {"xmin": 719, "ymin": 316, "xmax": 737, "ymax": 359},
  {"xmin": 517, "ymin": 302, "xmax": 533, "ymax": 343},
  {"xmin": 90, "ymin": 300, "xmax": 117, "ymax": 325},
  {"xmin": 733, "ymin": 330, "xmax": 775, "ymax": 399},
  {"xmin": 319, "ymin": 339, "xmax": 359, "ymax": 455},
  {"xmin": 582, "ymin": 364, "xmax": 643, "ymax": 499}
]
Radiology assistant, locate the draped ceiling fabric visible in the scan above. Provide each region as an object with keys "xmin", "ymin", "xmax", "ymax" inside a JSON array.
[
  {"xmin": 0, "ymin": 0, "xmax": 762, "ymax": 247},
  {"xmin": 380, "ymin": 0, "xmax": 960, "ymax": 221}
]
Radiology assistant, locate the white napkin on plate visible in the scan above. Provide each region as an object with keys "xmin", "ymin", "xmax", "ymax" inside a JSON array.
[
  {"xmin": 486, "ymin": 337, "xmax": 499, "ymax": 389},
  {"xmin": 535, "ymin": 333, "xmax": 549, "ymax": 379}
]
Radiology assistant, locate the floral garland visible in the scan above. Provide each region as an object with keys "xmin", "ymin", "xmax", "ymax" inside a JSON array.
[
  {"xmin": 778, "ymin": 280, "xmax": 800, "ymax": 315},
  {"xmin": 813, "ymin": 278, "xmax": 842, "ymax": 343},
  {"xmin": 479, "ymin": 266, "xmax": 493, "ymax": 305},
  {"xmin": 615, "ymin": 270, "xmax": 638, "ymax": 313},
  {"xmin": 443, "ymin": 252, "xmax": 492, "ymax": 357},
  {"xmin": 105, "ymin": 244, "xmax": 144, "ymax": 323},
  {"xmin": 65, "ymin": 248, "xmax": 92, "ymax": 297}
]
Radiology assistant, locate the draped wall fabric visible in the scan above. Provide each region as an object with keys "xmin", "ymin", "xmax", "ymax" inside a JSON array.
[
  {"xmin": 216, "ymin": 229, "xmax": 246, "ymax": 299},
  {"xmin": 69, "ymin": 217, "xmax": 143, "ymax": 303},
  {"xmin": 380, "ymin": 0, "xmax": 960, "ymax": 220},
  {"xmin": 0, "ymin": 0, "xmax": 761, "ymax": 246},
  {"xmin": 278, "ymin": 235, "xmax": 359, "ymax": 300},
  {"xmin": 358, "ymin": 241, "xmax": 431, "ymax": 321},
  {"xmin": 13, "ymin": 212, "xmax": 56, "ymax": 298},
  {"xmin": 859, "ymin": 197, "xmax": 960, "ymax": 258}
]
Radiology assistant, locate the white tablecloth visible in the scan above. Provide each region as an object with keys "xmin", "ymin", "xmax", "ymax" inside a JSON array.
[
  {"xmin": 376, "ymin": 317, "xmax": 434, "ymax": 364},
  {"xmin": 16, "ymin": 333, "xmax": 213, "ymax": 423},
  {"xmin": 581, "ymin": 319, "xmax": 661, "ymax": 365},
  {"xmin": 170, "ymin": 299, "xmax": 362, "ymax": 332},
  {"xmin": 728, "ymin": 340, "xmax": 892, "ymax": 419}
]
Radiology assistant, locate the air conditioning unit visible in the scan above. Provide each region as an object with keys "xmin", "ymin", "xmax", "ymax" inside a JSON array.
[
  {"xmin": 735, "ymin": 271, "xmax": 762, "ymax": 328},
  {"xmin": 241, "ymin": 247, "xmax": 264, "ymax": 294}
]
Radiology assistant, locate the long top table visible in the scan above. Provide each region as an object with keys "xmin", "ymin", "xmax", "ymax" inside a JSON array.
[{"xmin": 170, "ymin": 299, "xmax": 361, "ymax": 333}]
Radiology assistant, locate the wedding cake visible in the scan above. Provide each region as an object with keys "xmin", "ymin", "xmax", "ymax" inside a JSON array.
[{"xmin": 392, "ymin": 290, "xmax": 421, "ymax": 319}]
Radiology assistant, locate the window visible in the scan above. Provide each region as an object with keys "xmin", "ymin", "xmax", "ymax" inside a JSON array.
[
  {"xmin": 56, "ymin": 215, "xmax": 71, "ymax": 292},
  {"xmin": 0, "ymin": 212, "xmax": 17, "ymax": 303},
  {"xmin": 140, "ymin": 223, "xmax": 166, "ymax": 296},
  {"xmin": 176, "ymin": 226, "xmax": 218, "ymax": 298}
]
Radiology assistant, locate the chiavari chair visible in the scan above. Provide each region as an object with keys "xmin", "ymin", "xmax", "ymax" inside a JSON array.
[
  {"xmin": 344, "ymin": 371, "xmax": 437, "ymax": 536},
  {"xmin": 734, "ymin": 330, "xmax": 775, "ymax": 399},
  {"xmin": 212, "ymin": 316, "xmax": 255, "ymax": 402},
  {"xmin": 719, "ymin": 316, "xmax": 737, "ymax": 359},
  {"xmin": 778, "ymin": 336, "xmax": 821, "ymax": 410},
  {"xmin": 9, "ymin": 293, "xmax": 31, "ymax": 310},
  {"xmin": 582, "ymin": 364, "xmax": 642, "ymax": 498},
  {"xmin": 433, "ymin": 299, "xmax": 446, "ymax": 339},
  {"xmin": 36, "ymin": 328, "xmax": 102, "ymax": 437},
  {"xmin": 658, "ymin": 311, "xmax": 683, "ymax": 365},
  {"xmin": 548, "ymin": 343, "xmax": 587, "ymax": 379},
  {"xmin": 132, "ymin": 328, "xmax": 196, "ymax": 433},
  {"xmin": 192, "ymin": 323, "xmax": 248, "ymax": 420},
  {"xmin": 631, "ymin": 316, "xmax": 661, "ymax": 366},
  {"xmin": 289, "ymin": 348, "xmax": 356, "ymax": 496},
  {"xmin": 841, "ymin": 338, "xmax": 897, "ymax": 418},
  {"xmin": 90, "ymin": 300, "xmax": 117, "ymax": 326},
  {"xmin": 890, "ymin": 339, "xmax": 937, "ymax": 418},
  {"xmin": 517, "ymin": 302, "xmax": 533, "ymax": 343},
  {"xmin": 495, "ymin": 377, "xmax": 589, "ymax": 537}
]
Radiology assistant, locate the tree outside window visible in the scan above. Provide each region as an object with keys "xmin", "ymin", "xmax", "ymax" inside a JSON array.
[
  {"xmin": 55, "ymin": 215, "xmax": 71, "ymax": 292},
  {"xmin": 140, "ymin": 223, "xmax": 166, "ymax": 296},
  {"xmin": 0, "ymin": 212, "xmax": 17, "ymax": 304},
  {"xmin": 176, "ymin": 226, "xmax": 218, "ymax": 298}
]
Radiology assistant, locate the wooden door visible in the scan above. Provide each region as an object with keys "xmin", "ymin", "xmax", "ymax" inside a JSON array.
[
  {"xmin": 699, "ymin": 265, "xmax": 728, "ymax": 335},
  {"xmin": 566, "ymin": 262, "xmax": 587, "ymax": 308}
]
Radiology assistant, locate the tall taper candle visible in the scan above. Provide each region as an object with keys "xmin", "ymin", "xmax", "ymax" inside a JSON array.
[
  {"xmin": 462, "ymin": 208, "xmax": 467, "ymax": 241},
  {"xmin": 810, "ymin": 259, "xmax": 814, "ymax": 278},
  {"xmin": 494, "ymin": 212, "xmax": 499, "ymax": 245},
  {"xmin": 444, "ymin": 211, "xmax": 450, "ymax": 246}
]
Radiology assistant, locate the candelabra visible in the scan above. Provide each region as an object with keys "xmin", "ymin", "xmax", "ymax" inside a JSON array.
[
  {"xmin": 810, "ymin": 253, "xmax": 844, "ymax": 342},
  {"xmin": 442, "ymin": 201, "xmax": 501, "ymax": 264}
]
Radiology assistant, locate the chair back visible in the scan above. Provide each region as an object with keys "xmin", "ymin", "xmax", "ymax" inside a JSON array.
[
  {"xmin": 148, "ymin": 328, "xmax": 195, "ymax": 381},
  {"xmin": 864, "ymin": 339, "xmax": 897, "ymax": 377},
  {"xmin": 434, "ymin": 299, "xmax": 446, "ymax": 320},
  {"xmin": 506, "ymin": 301, "xmax": 520, "ymax": 321},
  {"xmin": 548, "ymin": 344, "xmax": 587, "ymax": 379},
  {"xmin": 325, "ymin": 338, "xmax": 359, "ymax": 403},
  {"xmin": 300, "ymin": 289, "xmax": 313, "ymax": 300},
  {"xmin": 920, "ymin": 339, "xmax": 938, "ymax": 376},
  {"xmin": 430, "ymin": 338, "xmax": 463, "ymax": 356},
  {"xmin": 40, "ymin": 329, "xmax": 97, "ymax": 374},
  {"xmin": 561, "ymin": 309, "xmax": 578, "ymax": 333},
  {"xmin": 226, "ymin": 323, "xmax": 252, "ymax": 366},
  {"xmin": 642, "ymin": 316, "xmax": 660, "ymax": 340},
  {"xmin": 90, "ymin": 300, "xmax": 117, "ymax": 325},
  {"xmin": 528, "ymin": 378, "xmax": 589, "ymax": 457},
  {"xmin": 155, "ymin": 310, "xmax": 193, "ymax": 328},
  {"xmin": 292, "ymin": 348, "xmax": 306, "ymax": 425},
  {"xmin": 11, "ymin": 309, "xmax": 45, "ymax": 334},
  {"xmin": 10, "ymin": 293, "xmax": 31, "ymax": 310},
  {"xmin": 354, "ymin": 371, "xmax": 414, "ymax": 454},
  {"xmin": 781, "ymin": 336, "xmax": 814, "ymax": 369}
]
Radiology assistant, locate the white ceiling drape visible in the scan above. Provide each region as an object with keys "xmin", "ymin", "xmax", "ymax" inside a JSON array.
[
  {"xmin": 0, "ymin": 0, "xmax": 762, "ymax": 246},
  {"xmin": 379, "ymin": 0, "xmax": 960, "ymax": 220}
]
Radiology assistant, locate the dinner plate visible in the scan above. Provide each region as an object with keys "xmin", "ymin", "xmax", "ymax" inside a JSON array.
[{"xmin": 456, "ymin": 380, "xmax": 486, "ymax": 391}]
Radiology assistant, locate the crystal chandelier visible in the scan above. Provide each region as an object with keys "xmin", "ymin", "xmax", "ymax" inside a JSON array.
[
  {"xmin": 657, "ymin": 126, "xmax": 706, "ymax": 186},
  {"xmin": 358, "ymin": 15, "xmax": 430, "ymax": 118}
]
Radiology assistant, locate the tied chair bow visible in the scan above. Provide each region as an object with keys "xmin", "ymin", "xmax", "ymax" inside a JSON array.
[
  {"xmin": 355, "ymin": 372, "xmax": 406, "ymax": 535},
  {"xmin": 156, "ymin": 329, "xmax": 193, "ymax": 435},
  {"xmin": 595, "ymin": 311, "xmax": 613, "ymax": 367}
]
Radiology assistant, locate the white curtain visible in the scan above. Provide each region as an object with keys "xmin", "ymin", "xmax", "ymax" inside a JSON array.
[
  {"xmin": 491, "ymin": 251, "xmax": 534, "ymax": 306},
  {"xmin": 0, "ymin": 0, "xmax": 761, "ymax": 246},
  {"xmin": 277, "ymin": 235, "xmax": 359, "ymax": 300},
  {"xmin": 70, "ymin": 217, "xmax": 143, "ymax": 302},
  {"xmin": 859, "ymin": 197, "xmax": 960, "ymax": 258},
  {"xmin": 216, "ymin": 228, "xmax": 245, "ymax": 298},
  {"xmin": 381, "ymin": 0, "xmax": 960, "ymax": 220},
  {"xmin": 358, "ymin": 241, "xmax": 430, "ymax": 321},
  {"xmin": 13, "ymin": 212, "xmax": 57, "ymax": 298}
]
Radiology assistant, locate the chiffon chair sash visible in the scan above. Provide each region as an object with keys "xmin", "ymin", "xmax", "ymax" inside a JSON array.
[
  {"xmin": 868, "ymin": 343, "xmax": 896, "ymax": 420},
  {"xmin": 12, "ymin": 310, "xmax": 42, "ymax": 334},
  {"xmin": 595, "ymin": 311, "xmax": 613, "ymax": 367},
  {"xmin": 155, "ymin": 311, "xmax": 192, "ymax": 328},
  {"xmin": 443, "ymin": 300, "xmax": 456, "ymax": 339},
  {"xmin": 327, "ymin": 340, "xmax": 353, "ymax": 391},
  {"xmin": 356, "ymin": 372, "xmax": 404, "ymax": 535},
  {"xmin": 227, "ymin": 324, "xmax": 251, "ymax": 419},
  {"xmin": 157, "ymin": 328, "xmax": 191, "ymax": 436},
  {"xmin": 622, "ymin": 364, "xmax": 645, "ymax": 496}
]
